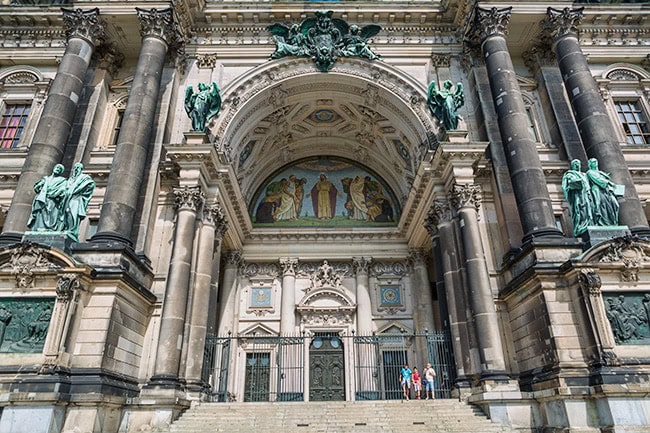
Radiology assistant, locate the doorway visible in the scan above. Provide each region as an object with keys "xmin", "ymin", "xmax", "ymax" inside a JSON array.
[{"xmin": 309, "ymin": 334, "xmax": 345, "ymax": 401}]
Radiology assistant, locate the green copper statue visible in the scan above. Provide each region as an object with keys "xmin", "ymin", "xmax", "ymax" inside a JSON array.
[
  {"xmin": 561, "ymin": 158, "xmax": 624, "ymax": 237},
  {"xmin": 268, "ymin": 10, "xmax": 381, "ymax": 72},
  {"xmin": 28, "ymin": 162, "xmax": 96, "ymax": 242},
  {"xmin": 427, "ymin": 80, "xmax": 465, "ymax": 131},
  {"xmin": 561, "ymin": 159, "xmax": 593, "ymax": 236},
  {"xmin": 184, "ymin": 82, "xmax": 222, "ymax": 132}
]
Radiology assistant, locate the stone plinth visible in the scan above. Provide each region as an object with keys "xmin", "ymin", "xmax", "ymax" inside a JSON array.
[
  {"xmin": 581, "ymin": 226, "xmax": 631, "ymax": 249},
  {"xmin": 183, "ymin": 131, "xmax": 209, "ymax": 145},
  {"xmin": 22, "ymin": 232, "xmax": 74, "ymax": 253}
]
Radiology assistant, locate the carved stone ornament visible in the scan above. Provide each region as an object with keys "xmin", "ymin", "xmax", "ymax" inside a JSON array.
[
  {"xmin": 173, "ymin": 185, "xmax": 204, "ymax": 212},
  {"xmin": 196, "ymin": 53, "xmax": 218, "ymax": 69},
  {"xmin": 543, "ymin": 7, "xmax": 584, "ymax": 40},
  {"xmin": 136, "ymin": 7, "xmax": 177, "ymax": 46},
  {"xmin": 468, "ymin": 7, "xmax": 512, "ymax": 44},
  {"xmin": 297, "ymin": 290, "xmax": 355, "ymax": 326},
  {"xmin": 62, "ymin": 8, "xmax": 105, "ymax": 47},
  {"xmin": 578, "ymin": 269, "xmax": 602, "ymax": 296},
  {"xmin": 448, "ymin": 183, "xmax": 481, "ymax": 214},
  {"xmin": 352, "ymin": 257, "xmax": 371, "ymax": 275},
  {"xmin": 203, "ymin": 203, "xmax": 227, "ymax": 229},
  {"xmin": 280, "ymin": 258, "xmax": 299, "ymax": 276},
  {"xmin": 424, "ymin": 200, "xmax": 452, "ymax": 234},
  {"xmin": 0, "ymin": 243, "xmax": 59, "ymax": 289},
  {"xmin": 95, "ymin": 43, "xmax": 125, "ymax": 77},
  {"xmin": 225, "ymin": 250, "xmax": 242, "ymax": 267},
  {"xmin": 598, "ymin": 236, "xmax": 650, "ymax": 282},
  {"xmin": 369, "ymin": 261, "xmax": 407, "ymax": 278},
  {"xmin": 242, "ymin": 263, "xmax": 280, "ymax": 278},
  {"xmin": 56, "ymin": 273, "xmax": 81, "ymax": 302},
  {"xmin": 310, "ymin": 260, "xmax": 344, "ymax": 290},
  {"xmin": 268, "ymin": 10, "xmax": 381, "ymax": 72},
  {"xmin": 408, "ymin": 249, "xmax": 428, "ymax": 268}
]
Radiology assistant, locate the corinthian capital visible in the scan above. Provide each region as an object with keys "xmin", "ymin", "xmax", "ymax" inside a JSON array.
[
  {"xmin": 424, "ymin": 199, "xmax": 452, "ymax": 234},
  {"xmin": 62, "ymin": 8, "xmax": 105, "ymax": 47},
  {"xmin": 352, "ymin": 257, "xmax": 371, "ymax": 275},
  {"xmin": 204, "ymin": 202, "xmax": 228, "ymax": 233},
  {"xmin": 448, "ymin": 183, "xmax": 481, "ymax": 213},
  {"xmin": 280, "ymin": 258, "xmax": 299, "ymax": 276},
  {"xmin": 136, "ymin": 7, "xmax": 177, "ymax": 46},
  {"xmin": 469, "ymin": 7, "xmax": 512, "ymax": 43},
  {"xmin": 543, "ymin": 7, "xmax": 583, "ymax": 40},
  {"xmin": 173, "ymin": 185, "xmax": 204, "ymax": 212}
]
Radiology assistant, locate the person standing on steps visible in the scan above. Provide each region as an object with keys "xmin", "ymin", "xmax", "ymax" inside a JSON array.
[
  {"xmin": 423, "ymin": 362, "xmax": 437, "ymax": 400},
  {"xmin": 400, "ymin": 363, "xmax": 412, "ymax": 400},
  {"xmin": 412, "ymin": 367, "xmax": 422, "ymax": 400}
]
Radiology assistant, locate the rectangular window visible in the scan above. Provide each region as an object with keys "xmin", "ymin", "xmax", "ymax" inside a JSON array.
[
  {"xmin": 110, "ymin": 110, "xmax": 124, "ymax": 147},
  {"xmin": 615, "ymin": 100, "xmax": 650, "ymax": 145},
  {"xmin": 0, "ymin": 103, "xmax": 31, "ymax": 149},
  {"xmin": 525, "ymin": 106, "xmax": 540, "ymax": 142}
]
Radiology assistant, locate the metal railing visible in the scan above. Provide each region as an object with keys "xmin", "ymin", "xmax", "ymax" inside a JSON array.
[{"xmin": 202, "ymin": 331, "xmax": 456, "ymax": 402}]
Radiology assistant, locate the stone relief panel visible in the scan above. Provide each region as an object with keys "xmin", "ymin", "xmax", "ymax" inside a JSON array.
[
  {"xmin": 603, "ymin": 293, "xmax": 650, "ymax": 345},
  {"xmin": 0, "ymin": 297, "xmax": 54, "ymax": 353}
]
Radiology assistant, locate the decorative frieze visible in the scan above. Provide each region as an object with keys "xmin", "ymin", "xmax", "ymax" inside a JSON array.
[
  {"xmin": 448, "ymin": 183, "xmax": 481, "ymax": 214},
  {"xmin": 543, "ymin": 7, "xmax": 583, "ymax": 40},
  {"xmin": 136, "ymin": 7, "xmax": 177, "ymax": 46},
  {"xmin": 62, "ymin": 8, "xmax": 104, "ymax": 47},
  {"xmin": 173, "ymin": 185, "xmax": 204, "ymax": 212},
  {"xmin": 369, "ymin": 261, "xmax": 407, "ymax": 278},
  {"xmin": 242, "ymin": 262, "xmax": 280, "ymax": 278}
]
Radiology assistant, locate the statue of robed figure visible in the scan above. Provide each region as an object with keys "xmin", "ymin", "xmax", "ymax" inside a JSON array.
[
  {"xmin": 184, "ymin": 82, "xmax": 222, "ymax": 133},
  {"xmin": 427, "ymin": 80, "xmax": 465, "ymax": 131},
  {"xmin": 63, "ymin": 162, "xmax": 96, "ymax": 242},
  {"xmin": 561, "ymin": 159, "xmax": 593, "ymax": 237},
  {"xmin": 28, "ymin": 163, "xmax": 67, "ymax": 232}
]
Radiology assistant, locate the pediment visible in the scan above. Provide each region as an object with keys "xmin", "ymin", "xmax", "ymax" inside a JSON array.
[
  {"xmin": 298, "ymin": 287, "xmax": 354, "ymax": 309},
  {"xmin": 581, "ymin": 236, "xmax": 650, "ymax": 265},
  {"xmin": 0, "ymin": 242, "xmax": 77, "ymax": 289},
  {"xmin": 377, "ymin": 321, "xmax": 412, "ymax": 335},
  {"xmin": 240, "ymin": 322, "xmax": 277, "ymax": 337}
]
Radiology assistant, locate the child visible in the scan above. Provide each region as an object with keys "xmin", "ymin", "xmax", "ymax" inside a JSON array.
[
  {"xmin": 400, "ymin": 363, "xmax": 412, "ymax": 400},
  {"xmin": 412, "ymin": 367, "xmax": 422, "ymax": 399}
]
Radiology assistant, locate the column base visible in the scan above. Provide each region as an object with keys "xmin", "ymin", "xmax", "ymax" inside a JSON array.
[
  {"xmin": 480, "ymin": 370, "xmax": 511, "ymax": 383},
  {"xmin": 144, "ymin": 374, "xmax": 184, "ymax": 391},
  {"xmin": 90, "ymin": 230, "xmax": 133, "ymax": 248},
  {"xmin": 0, "ymin": 231, "xmax": 24, "ymax": 247},
  {"xmin": 522, "ymin": 227, "xmax": 564, "ymax": 244}
]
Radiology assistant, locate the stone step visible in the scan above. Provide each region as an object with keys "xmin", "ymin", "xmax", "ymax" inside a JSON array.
[{"xmin": 164, "ymin": 400, "xmax": 513, "ymax": 433}]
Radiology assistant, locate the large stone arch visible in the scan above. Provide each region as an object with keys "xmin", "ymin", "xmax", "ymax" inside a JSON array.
[{"xmin": 211, "ymin": 57, "xmax": 439, "ymax": 206}]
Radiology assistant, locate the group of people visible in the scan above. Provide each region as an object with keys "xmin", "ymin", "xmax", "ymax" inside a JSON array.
[
  {"xmin": 399, "ymin": 363, "xmax": 437, "ymax": 400},
  {"xmin": 254, "ymin": 172, "xmax": 394, "ymax": 224}
]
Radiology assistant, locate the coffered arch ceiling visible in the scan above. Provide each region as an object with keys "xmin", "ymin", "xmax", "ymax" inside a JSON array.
[{"xmin": 212, "ymin": 57, "xmax": 438, "ymax": 210}]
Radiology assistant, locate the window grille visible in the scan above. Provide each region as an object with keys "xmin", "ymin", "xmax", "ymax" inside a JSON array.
[{"xmin": 615, "ymin": 100, "xmax": 650, "ymax": 145}]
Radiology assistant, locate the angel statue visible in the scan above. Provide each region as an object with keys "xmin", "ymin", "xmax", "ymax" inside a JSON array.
[
  {"xmin": 340, "ymin": 24, "xmax": 381, "ymax": 60},
  {"xmin": 184, "ymin": 82, "xmax": 222, "ymax": 133},
  {"xmin": 427, "ymin": 80, "xmax": 465, "ymax": 131},
  {"xmin": 268, "ymin": 23, "xmax": 307, "ymax": 59}
]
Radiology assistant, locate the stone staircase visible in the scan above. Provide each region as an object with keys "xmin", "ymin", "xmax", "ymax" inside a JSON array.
[{"xmin": 165, "ymin": 400, "xmax": 513, "ymax": 433}]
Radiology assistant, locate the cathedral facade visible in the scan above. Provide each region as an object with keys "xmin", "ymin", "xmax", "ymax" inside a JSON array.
[{"xmin": 0, "ymin": 1, "xmax": 649, "ymax": 432}]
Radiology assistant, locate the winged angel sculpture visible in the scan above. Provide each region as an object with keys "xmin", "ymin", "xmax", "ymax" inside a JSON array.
[
  {"xmin": 184, "ymin": 82, "xmax": 222, "ymax": 133},
  {"xmin": 268, "ymin": 10, "xmax": 381, "ymax": 72},
  {"xmin": 427, "ymin": 80, "xmax": 465, "ymax": 131}
]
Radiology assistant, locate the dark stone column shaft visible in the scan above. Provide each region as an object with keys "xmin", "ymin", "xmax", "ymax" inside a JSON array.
[
  {"xmin": 450, "ymin": 184, "xmax": 507, "ymax": 378},
  {"xmin": 1, "ymin": 9, "xmax": 102, "ymax": 242},
  {"xmin": 553, "ymin": 33, "xmax": 647, "ymax": 231},
  {"xmin": 93, "ymin": 8, "xmax": 175, "ymax": 246},
  {"xmin": 151, "ymin": 186, "xmax": 203, "ymax": 384},
  {"xmin": 482, "ymin": 35, "xmax": 561, "ymax": 241}
]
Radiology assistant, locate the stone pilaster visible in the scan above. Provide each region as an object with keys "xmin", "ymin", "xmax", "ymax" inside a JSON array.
[
  {"xmin": 217, "ymin": 251, "xmax": 242, "ymax": 335},
  {"xmin": 93, "ymin": 8, "xmax": 177, "ymax": 246},
  {"xmin": 280, "ymin": 258, "xmax": 299, "ymax": 335},
  {"xmin": 468, "ymin": 7, "xmax": 562, "ymax": 243},
  {"xmin": 1, "ymin": 9, "xmax": 104, "ymax": 243},
  {"xmin": 448, "ymin": 183, "xmax": 507, "ymax": 379},
  {"xmin": 544, "ymin": 7, "xmax": 649, "ymax": 234},
  {"xmin": 407, "ymin": 250, "xmax": 434, "ymax": 335},
  {"xmin": 424, "ymin": 200, "xmax": 473, "ymax": 384},
  {"xmin": 149, "ymin": 185, "xmax": 203, "ymax": 387},
  {"xmin": 42, "ymin": 273, "xmax": 83, "ymax": 363},
  {"xmin": 184, "ymin": 203, "xmax": 227, "ymax": 392},
  {"xmin": 352, "ymin": 257, "xmax": 373, "ymax": 335}
]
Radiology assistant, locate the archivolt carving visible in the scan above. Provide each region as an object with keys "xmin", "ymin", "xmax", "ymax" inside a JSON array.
[
  {"xmin": 297, "ymin": 287, "xmax": 356, "ymax": 326},
  {"xmin": 0, "ymin": 243, "xmax": 70, "ymax": 289},
  {"xmin": 583, "ymin": 236, "xmax": 650, "ymax": 283}
]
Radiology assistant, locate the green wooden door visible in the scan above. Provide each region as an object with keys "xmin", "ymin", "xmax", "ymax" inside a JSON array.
[{"xmin": 309, "ymin": 335, "xmax": 345, "ymax": 401}]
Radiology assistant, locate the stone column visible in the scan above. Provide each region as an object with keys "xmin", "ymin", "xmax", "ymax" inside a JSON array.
[
  {"xmin": 424, "ymin": 200, "xmax": 473, "ymax": 384},
  {"xmin": 184, "ymin": 204, "xmax": 227, "ymax": 391},
  {"xmin": 470, "ymin": 7, "xmax": 562, "ymax": 242},
  {"xmin": 217, "ymin": 251, "xmax": 241, "ymax": 335},
  {"xmin": 0, "ymin": 9, "xmax": 104, "ymax": 243},
  {"xmin": 280, "ymin": 258, "xmax": 298, "ymax": 335},
  {"xmin": 93, "ymin": 8, "xmax": 177, "ymax": 246},
  {"xmin": 352, "ymin": 257, "xmax": 373, "ymax": 335},
  {"xmin": 544, "ymin": 7, "xmax": 649, "ymax": 233},
  {"xmin": 150, "ymin": 186, "xmax": 203, "ymax": 386},
  {"xmin": 408, "ymin": 251, "xmax": 435, "ymax": 334},
  {"xmin": 448, "ymin": 183, "xmax": 507, "ymax": 378}
]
